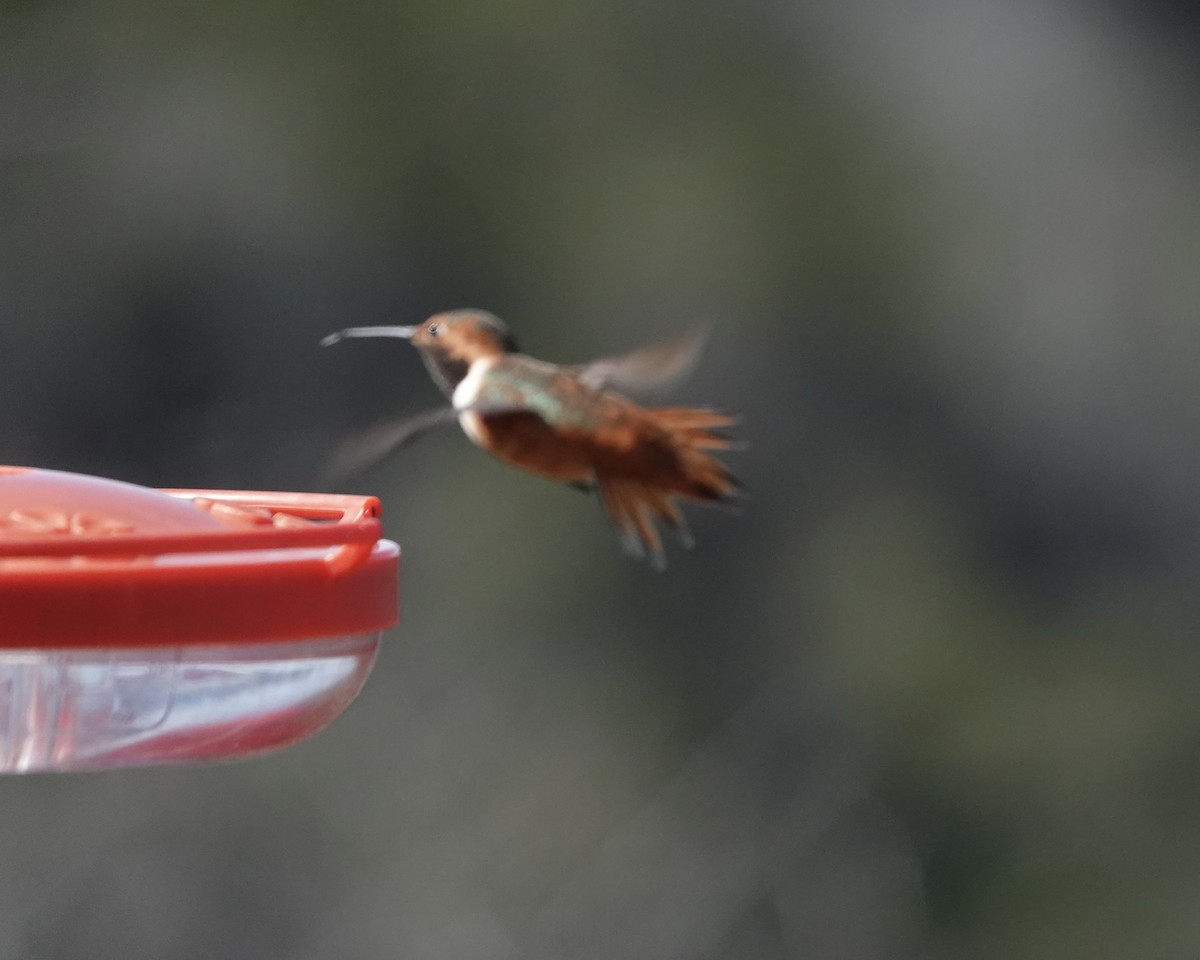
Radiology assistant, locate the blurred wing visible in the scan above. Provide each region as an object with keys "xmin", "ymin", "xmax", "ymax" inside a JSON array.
[
  {"xmin": 323, "ymin": 406, "xmax": 459, "ymax": 482},
  {"xmin": 575, "ymin": 328, "xmax": 708, "ymax": 396}
]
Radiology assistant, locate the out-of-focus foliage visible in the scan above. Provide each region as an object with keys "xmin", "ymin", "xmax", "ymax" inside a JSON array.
[{"xmin": 2, "ymin": 0, "xmax": 1199, "ymax": 956}]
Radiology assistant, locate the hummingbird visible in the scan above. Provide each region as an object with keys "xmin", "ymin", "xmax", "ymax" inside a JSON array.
[{"xmin": 321, "ymin": 309, "xmax": 739, "ymax": 569}]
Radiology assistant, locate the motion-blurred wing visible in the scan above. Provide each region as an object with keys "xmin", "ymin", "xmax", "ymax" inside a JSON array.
[
  {"xmin": 324, "ymin": 406, "xmax": 459, "ymax": 482},
  {"xmin": 575, "ymin": 328, "xmax": 708, "ymax": 396}
]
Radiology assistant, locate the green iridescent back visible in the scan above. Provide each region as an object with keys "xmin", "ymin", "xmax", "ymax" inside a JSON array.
[{"xmin": 473, "ymin": 357, "xmax": 610, "ymax": 430}]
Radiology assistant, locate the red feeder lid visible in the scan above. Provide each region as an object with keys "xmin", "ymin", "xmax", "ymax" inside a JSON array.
[{"xmin": 0, "ymin": 467, "xmax": 399, "ymax": 648}]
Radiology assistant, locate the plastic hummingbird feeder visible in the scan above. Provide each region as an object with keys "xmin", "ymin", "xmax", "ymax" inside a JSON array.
[{"xmin": 0, "ymin": 466, "xmax": 399, "ymax": 773}]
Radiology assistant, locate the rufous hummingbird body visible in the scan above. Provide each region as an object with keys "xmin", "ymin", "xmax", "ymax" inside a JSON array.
[{"xmin": 321, "ymin": 309, "xmax": 739, "ymax": 569}]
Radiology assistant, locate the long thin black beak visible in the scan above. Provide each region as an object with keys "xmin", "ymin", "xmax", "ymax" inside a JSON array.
[{"xmin": 320, "ymin": 325, "xmax": 419, "ymax": 347}]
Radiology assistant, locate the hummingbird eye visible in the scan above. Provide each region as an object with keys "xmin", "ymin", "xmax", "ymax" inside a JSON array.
[{"xmin": 427, "ymin": 322, "xmax": 442, "ymax": 337}]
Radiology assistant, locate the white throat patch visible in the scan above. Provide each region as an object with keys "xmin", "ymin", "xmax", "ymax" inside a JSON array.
[
  {"xmin": 452, "ymin": 356, "xmax": 498, "ymax": 411},
  {"xmin": 453, "ymin": 356, "xmax": 499, "ymax": 447}
]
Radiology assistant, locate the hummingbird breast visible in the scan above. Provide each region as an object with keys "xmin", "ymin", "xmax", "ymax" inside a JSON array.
[
  {"xmin": 450, "ymin": 357, "xmax": 621, "ymax": 483},
  {"xmin": 449, "ymin": 353, "xmax": 738, "ymax": 567},
  {"xmin": 465, "ymin": 393, "xmax": 691, "ymax": 490},
  {"xmin": 452, "ymin": 355, "xmax": 734, "ymax": 500}
]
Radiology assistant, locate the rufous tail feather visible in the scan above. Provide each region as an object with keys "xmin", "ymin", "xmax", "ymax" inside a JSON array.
[{"xmin": 596, "ymin": 406, "xmax": 740, "ymax": 569}]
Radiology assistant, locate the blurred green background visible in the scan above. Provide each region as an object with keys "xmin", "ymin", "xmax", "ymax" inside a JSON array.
[{"xmin": 3, "ymin": 0, "xmax": 1200, "ymax": 956}]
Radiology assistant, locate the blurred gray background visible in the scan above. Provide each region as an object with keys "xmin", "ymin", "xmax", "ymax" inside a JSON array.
[{"xmin": 3, "ymin": 0, "xmax": 1200, "ymax": 957}]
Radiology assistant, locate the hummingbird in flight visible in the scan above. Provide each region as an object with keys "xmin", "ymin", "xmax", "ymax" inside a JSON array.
[{"xmin": 321, "ymin": 309, "xmax": 739, "ymax": 569}]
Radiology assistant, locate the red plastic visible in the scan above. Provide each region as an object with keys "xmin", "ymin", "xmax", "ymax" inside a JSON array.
[{"xmin": 0, "ymin": 467, "xmax": 399, "ymax": 648}]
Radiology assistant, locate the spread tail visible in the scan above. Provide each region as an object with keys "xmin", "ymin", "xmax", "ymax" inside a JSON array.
[
  {"xmin": 596, "ymin": 406, "xmax": 741, "ymax": 569},
  {"xmin": 647, "ymin": 407, "xmax": 742, "ymax": 500}
]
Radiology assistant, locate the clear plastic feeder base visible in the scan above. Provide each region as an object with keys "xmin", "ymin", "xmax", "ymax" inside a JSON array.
[{"xmin": 0, "ymin": 633, "xmax": 380, "ymax": 773}]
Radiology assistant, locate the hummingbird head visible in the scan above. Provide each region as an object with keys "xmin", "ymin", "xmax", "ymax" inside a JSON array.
[
  {"xmin": 412, "ymin": 309, "xmax": 518, "ymax": 356},
  {"xmin": 409, "ymin": 310, "xmax": 519, "ymax": 398},
  {"xmin": 321, "ymin": 309, "xmax": 520, "ymax": 399}
]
